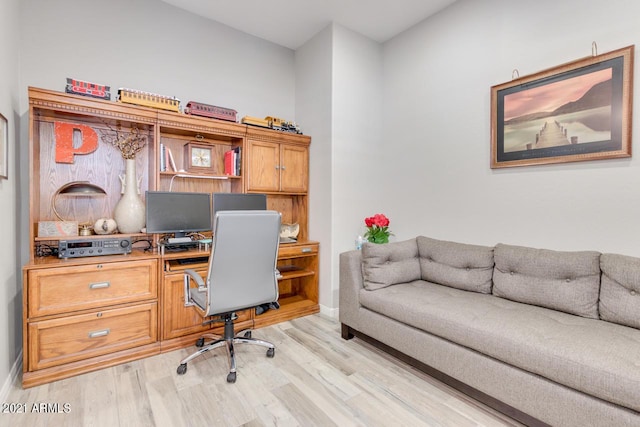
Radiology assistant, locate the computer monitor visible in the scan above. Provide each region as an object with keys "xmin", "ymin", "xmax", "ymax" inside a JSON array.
[
  {"xmin": 145, "ymin": 191, "xmax": 212, "ymax": 238},
  {"xmin": 212, "ymin": 193, "xmax": 267, "ymax": 217}
]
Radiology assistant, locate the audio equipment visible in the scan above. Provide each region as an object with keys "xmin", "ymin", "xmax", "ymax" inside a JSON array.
[{"xmin": 58, "ymin": 237, "xmax": 132, "ymax": 258}]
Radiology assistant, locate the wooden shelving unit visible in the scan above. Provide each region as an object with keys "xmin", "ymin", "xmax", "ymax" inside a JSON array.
[{"xmin": 22, "ymin": 87, "xmax": 319, "ymax": 387}]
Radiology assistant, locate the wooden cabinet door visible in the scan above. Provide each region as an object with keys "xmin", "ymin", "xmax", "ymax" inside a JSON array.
[
  {"xmin": 162, "ymin": 270, "xmax": 212, "ymax": 340},
  {"xmin": 280, "ymin": 144, "xmax": 308, "ymax": 193},
  {"xmin": 247, "ymin": 140, "xmax": 280, "ymax": 192},
  {"xmin": 162, "ymin": 269, "xmax": 254, "ymax": 341}
]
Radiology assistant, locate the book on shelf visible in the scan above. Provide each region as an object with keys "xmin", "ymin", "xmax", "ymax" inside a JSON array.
[
  {"xmin": 234, "ymin": 146, "xmax": 241, "ymax": 176},
  {"xmin": 224, "ymin": 149, "xmax": 234, "ymax": 175},
  {"xmin": 160, "ymin": 144, "xmax": 176, "ymax": 172},
  {"xmin": 166, "ymin": 147, "xmax": 177, "ymax": 172},
  {"xmin": 160, "ymin": 144, "xmax": 166, "ymax": 171},
  {"xmin": 224, "ymin": 147, "xmax": 241, "ymax": 176}
]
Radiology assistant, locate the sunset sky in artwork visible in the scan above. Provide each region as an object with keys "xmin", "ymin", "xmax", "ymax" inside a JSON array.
[{"xmin": 504, "ymin": 68, "xmax": 612, "ymax": 121}]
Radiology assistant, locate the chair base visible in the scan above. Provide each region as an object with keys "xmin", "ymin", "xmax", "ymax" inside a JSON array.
[{"xmin": 176, "ymin": 314, "xmax": 275, "ymax": 383}]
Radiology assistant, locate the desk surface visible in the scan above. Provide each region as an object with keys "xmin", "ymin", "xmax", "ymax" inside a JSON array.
[{"xmin": 24, "ymin": 240, "xmax": 319, "ymax": 270}]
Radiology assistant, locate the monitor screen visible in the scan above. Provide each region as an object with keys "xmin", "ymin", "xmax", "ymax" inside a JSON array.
[
  {"xmin": 212, "ymin": 193, "xmax": 267, "ymax": 216},
  {"xmin": 145, "ymin": 191, "xmax": 212, "ymax": 238}
]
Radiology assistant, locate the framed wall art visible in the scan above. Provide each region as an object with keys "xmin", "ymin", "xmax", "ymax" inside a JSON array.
[
  {"xmin": 491, "ymin": 45, "xmax": 634, "ymax": 168},
  {"xmin": 0, "ymin": 113, "xmax": 7, "ymax": 179}
]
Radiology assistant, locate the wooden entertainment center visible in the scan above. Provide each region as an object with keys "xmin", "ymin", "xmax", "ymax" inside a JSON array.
[{"xmin": 22, "ymin": 87, "xmax": 319, "ymax": 388}]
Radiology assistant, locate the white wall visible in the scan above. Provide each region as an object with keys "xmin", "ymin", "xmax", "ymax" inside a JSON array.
[
  {"xmin": 295, "ymin": 26, "xmax": 334, "ymax": 312},
  {"xmin": 19, "ymin": 0, "xmax": 295, "ymax": 120},
  {"xmin": 0, "ymin": 0, "xmax": 21, "ymax": 401},
  {"xmin": 381, "ymin": 0, "xmax": 640, "ymax": 255},
  {"xmin": 296, "ymin": 24, "xmax": 383, "ymax": 314},
  {"xmin": 330, "ymin": 25, "xmax": 384, "ymax": 301}
]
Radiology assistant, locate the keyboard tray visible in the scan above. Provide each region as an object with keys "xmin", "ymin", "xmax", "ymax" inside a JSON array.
[{"xmin": 176, "ymin": 256, "xmax": 208, "ymax": 265}]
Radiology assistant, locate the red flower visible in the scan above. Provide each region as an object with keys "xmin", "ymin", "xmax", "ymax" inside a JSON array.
[
  {"xmin": 363, "ymin": 214, "xmax": 392, "ymax": 244},
  {"xmin": 372, "ymin": 213, "xmax": 389, "ymax": 227}
]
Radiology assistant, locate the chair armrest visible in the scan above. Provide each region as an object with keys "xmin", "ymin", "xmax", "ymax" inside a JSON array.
[
  {"xmin": 184, "ymin": 268, "xmax": 206, "ymax": 290},
  {"xmin": 183, "ymin": 268, "xmax": 206, "ymax": 307}
]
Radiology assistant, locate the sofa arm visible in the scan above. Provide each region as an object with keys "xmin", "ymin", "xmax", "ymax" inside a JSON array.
[{"xmin": 339, "ymin": 250, "xmax": 364, "ymax": 337}]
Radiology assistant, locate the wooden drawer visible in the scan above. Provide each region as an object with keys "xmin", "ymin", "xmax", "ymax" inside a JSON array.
[
  {"xmin": 28, "ymin": 302, "xmax": 157, "ymax": 370},
  {"xmin": 28, "ymin": 259, "xmax": 158, "ymax": 317},
  {"xmin": 278, "ymin": 243, "xmax": 318, "ymax": 259}
]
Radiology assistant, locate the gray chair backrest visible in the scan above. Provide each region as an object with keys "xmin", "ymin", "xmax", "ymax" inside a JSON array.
[{"xmin": 203, "ymin": 210, "xmax": 280, "ymax": 316}]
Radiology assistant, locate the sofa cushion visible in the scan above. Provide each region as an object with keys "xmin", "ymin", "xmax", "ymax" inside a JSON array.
[
  {"xmin": 417, "ymin": 236, "xmax": 494, "ymax": 293},
  {"xmin": 361, "ymin": 239, "xmax": 421, "ymax": 291},
  {"xmin": 493, "ymin": 243, "xmax": 601, "ymax": 318},
  {"xmin": 358, "ymin": 281, "xmax": 640, "ymax": 413},
  {"xmin": 600, "ymin": 253, "xmax": 640, "ymax": 330}
]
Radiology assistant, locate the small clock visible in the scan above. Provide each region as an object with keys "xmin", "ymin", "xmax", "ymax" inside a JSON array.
[{"xmin": 184, "ymin": 142, "xmax": 214, "ymax": 172}]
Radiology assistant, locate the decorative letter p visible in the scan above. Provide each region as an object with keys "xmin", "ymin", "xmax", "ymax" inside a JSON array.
[{"xmin": 55, "ymin": 122, "xmax": 99, "ymax": 163}]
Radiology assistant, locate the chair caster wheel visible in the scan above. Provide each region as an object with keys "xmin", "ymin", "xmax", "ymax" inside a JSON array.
[
  {"xmin": 195, "ymin": 338, "xmax": 205, "ymax": 347},
  {"xmin": 227, "ymin": 372, "xmax": 237, "ymax": 383},
  {"xmin": 177, "ymin": 364, "xmax": 187, "ymax": 375},
  {"xmin": 244, "ymin": 331, "xmax": 252, "ymax": 338},
  {"xmin": 266, "ymin": 348, "xmax": 275, "ymax": 358}
]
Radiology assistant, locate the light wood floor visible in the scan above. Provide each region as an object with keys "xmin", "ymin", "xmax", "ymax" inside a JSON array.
[{"xmin": 3, "ymin": 315, "xmax": 523, "ymax": 427}]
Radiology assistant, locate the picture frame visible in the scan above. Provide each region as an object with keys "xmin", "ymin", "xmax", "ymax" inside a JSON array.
[
  {"xmin": 491, "ymin": 45, "xmax": 634, "ymax": 169},
  {"xmin": 0, "ymin": 113, "xmax": 7, "ymax": 179}
]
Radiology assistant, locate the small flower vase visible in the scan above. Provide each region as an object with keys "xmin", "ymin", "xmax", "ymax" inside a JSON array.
[
  {"xmin": 367, "ymin": 233, "xmax": 389, "ymax": 244},
  {"xmin": 113, "ymin": 158, "xmax": 145, "ymax": 233}
]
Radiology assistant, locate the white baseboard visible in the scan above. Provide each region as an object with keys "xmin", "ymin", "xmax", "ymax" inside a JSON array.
[
  {"xmin": 0, "ymin": 351, "xmax": 22, "ymax": 403},
  {"xmin": 319, "ymin": 304, "xmax": 339, "ymax": 320}
]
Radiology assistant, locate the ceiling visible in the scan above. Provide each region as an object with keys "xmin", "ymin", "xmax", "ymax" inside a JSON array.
[{"xmin": 160, "ymin": 0, "xmax": 458, "ymax": 50}]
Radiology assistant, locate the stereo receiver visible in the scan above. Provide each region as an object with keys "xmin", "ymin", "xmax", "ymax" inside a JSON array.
[{"xmin": 58, "ymin": 237, "xmax": 132, "ymax": 258}]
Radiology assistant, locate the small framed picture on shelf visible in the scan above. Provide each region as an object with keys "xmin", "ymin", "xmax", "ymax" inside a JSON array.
[
  {"xmin": 184, "ymin": 142, "xmax": 214, "ymax": 173},
  {"xmin": 0, "ymin": 113, "xmax": 7, "ymax": 179}
]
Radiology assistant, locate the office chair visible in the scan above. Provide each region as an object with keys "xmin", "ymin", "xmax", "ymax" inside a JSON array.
[{"xmin": 176, "ymin": 210, "xmax": 281, "ymax": 383}]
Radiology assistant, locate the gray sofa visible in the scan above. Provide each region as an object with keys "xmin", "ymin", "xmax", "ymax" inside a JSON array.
[{"xmin": 339, "ymin": 236, "xmax": 640, "ymax": 427}]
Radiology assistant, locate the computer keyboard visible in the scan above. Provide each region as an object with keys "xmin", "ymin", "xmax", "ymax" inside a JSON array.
[{"xmin": 176, "ymin": 256, "xmax": 208, "ymax": 265}]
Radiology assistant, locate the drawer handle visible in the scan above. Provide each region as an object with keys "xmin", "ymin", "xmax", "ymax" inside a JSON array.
[
  {"xmin": 301, "ymin": 248, "xmax": 312, "ymax": 253},
  {"xmin": 89, "ymin": 281, "xmax": 110, "ymax": 290},
  {"xmin": 88, "ymin": 329, "xmax": 110, "ymax": 339}
]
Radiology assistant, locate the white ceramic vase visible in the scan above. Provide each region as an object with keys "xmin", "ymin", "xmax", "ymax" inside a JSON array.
[{"xmin": 114, "ymin": 158, "xmax": 145, "ymax": 233}]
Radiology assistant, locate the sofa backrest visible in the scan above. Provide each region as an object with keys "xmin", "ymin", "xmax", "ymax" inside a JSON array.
[
  {"xmin": 493, "ymin": 243, "xmax": 601, "ymax": 319},
  {"xmin": 361, "ymin": 239, "xmax": 421, "ymax": 290},
  {"xmin": 600, "ymin": 253, "xmax": 640, "ymax": 329},
  {"xmin": 360, "ymin": 236, "xmax": 494, "ymax": 293},
  {"xmin": 358, "ymin": 236, "xmax": 640, "ymax": 330},
  {"xmin": 417, "ymin": 236, "xmax": 494, "ymax": 294}
]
